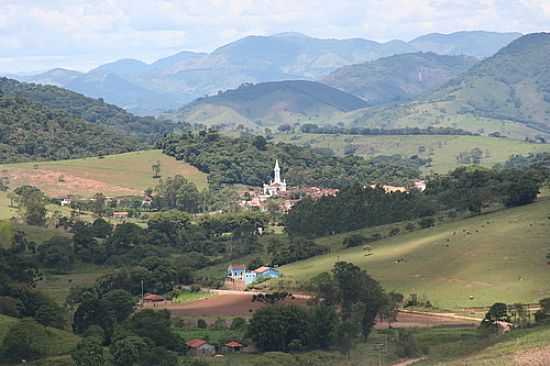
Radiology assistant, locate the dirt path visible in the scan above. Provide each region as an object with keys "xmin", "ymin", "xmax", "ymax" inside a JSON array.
[{"xmin": 391, "ymin": 357, "xmax": 427, "ymax": 366}]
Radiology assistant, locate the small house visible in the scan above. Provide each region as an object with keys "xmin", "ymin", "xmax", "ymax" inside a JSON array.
[
  {"xmin": 186, "ymin": 339, "xmax": 216, "ymax": 356},
  {"xmin": 143, "ymin": 293, "xmax": 165, "ymax": 303},
  {"xmin": 254, "ymin": 266, "xmax": 281, "ymax": 280},
  {"xmin": 224, "ymin": 341, "xmax": 243, "ymax": 353},
  {"xmin": 112, "ymin": 211, "xmax": 129, "ymax": 220}
]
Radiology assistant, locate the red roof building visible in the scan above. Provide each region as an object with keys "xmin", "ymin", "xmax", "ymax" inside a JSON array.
[
  {"xmin": 143, "ymin": 293, "xmax": 165, "ymax": 302},
  {"xmin": 186, "ymin": 339, "xmax": 208, "ymax": 349}
]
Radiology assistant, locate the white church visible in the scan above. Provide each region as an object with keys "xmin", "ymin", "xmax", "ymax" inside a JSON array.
[{"xmin": 263, "ymin": 159, "xmax": 287, "ymax": 197}]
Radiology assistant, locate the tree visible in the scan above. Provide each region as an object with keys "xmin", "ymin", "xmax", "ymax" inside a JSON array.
[
  {"xmin": 37, "ymin": 236, "xmax": 75, "ymax": 272},
  {"xmin": 35, "ymin": 302, "xmax": 65, "ymax": 329},
  {"xmin": 247, "ymin": 305, "xmax": 310, "ymax": 352},
  {"xmin": 128, "ymin": 310, "xmax": 184, "ymax": 352},
  {"xmin": 110, "ymin": 335, "xmax": 147, "ymax": 366},
  {"xmin": 72, "ymin": 337, "xmax": 105, "ymax": 366},
  {"xmin": 92, "ymin": 193, "xmax": 106, "ymax": 216},
  {"xmin": 152, "ymin": 161, "xmax": 161, "ymax": 179},
  {"xmin": 481, "ymin": 302, "xmax": 509, "ymax": 330},
  {"xmin": 307, "ymin": 305, "xmax": 339, "ymax": 350},
  {"xmin": 102, "ymin": 289, "xmax": 136, "ymax": 322},
  {"xmin": 0, "ymin": 319, "xmax": 49, "ymax": 362},
  {"xmin": 92, "ymin": 218, "xmax": 113, "ymax": 238},
  {"xmin": 20, "ymin": 189, "xmax": 47, "ymax": 226}
]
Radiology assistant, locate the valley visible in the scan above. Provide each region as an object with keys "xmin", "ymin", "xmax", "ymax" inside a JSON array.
[{"xmin": 1, "ymin": 13, "xmax": 550, "ymax": 366}]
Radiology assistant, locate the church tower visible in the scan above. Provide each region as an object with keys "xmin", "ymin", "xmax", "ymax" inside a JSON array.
[
  {"xmin": 263, "ymin": 159, "xmax": 287, "ymax": 197},
  {"xmin": 274, "ymin": 159, "xmax": 281, "ymax": 184}
]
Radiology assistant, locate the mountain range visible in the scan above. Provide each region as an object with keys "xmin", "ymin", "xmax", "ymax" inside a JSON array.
[
  {"xmin": 13, "ymin": 31, "xmax": 521, "ymax": 116},
  {"xmin": 348, "ymin": 33, "xmax": 550, "ymax": 139},
  {"xmin": 323, "ymin": 52, "xmax": 478, "ymax": 106}
]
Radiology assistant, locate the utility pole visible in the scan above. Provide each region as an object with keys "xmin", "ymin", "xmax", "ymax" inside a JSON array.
[{"xmin": 141, "ymin": 279, "xmax": 144, "ymax": 308}]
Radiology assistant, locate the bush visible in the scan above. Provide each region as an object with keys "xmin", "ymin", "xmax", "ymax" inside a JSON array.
[
  {"xmin": 342, "ymin": 234, "xmax": 366, "ymax": 248},
  {"xmin": 230, "ymin": 317, "xmax": 247, "ymax": 330},
  {"xmin": 419, "ymin": 217, "xmax": 435, "ymax": 229},
  {"xmin": 197, "ymin": 319, "xmax": 207, "ymax": 329},
  {"xmin": 405, "ymin": 223, "xmax": 416, "ymax": 232},
  {"xmin": 35, "ymin": 303, "xmax": 65, "ymax": 329},
  {"xmin": 389, "ymin": 228, "xmax": 401, "ymax": 237},
  {"xmin": 395, "ymin": 329, "xmax": 420, "ymax": 358},
  {"xmin": 0, "ymin": 296, "xmax": 19, "ymax": 317}
]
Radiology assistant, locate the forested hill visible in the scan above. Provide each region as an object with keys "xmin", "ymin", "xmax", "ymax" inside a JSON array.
[
  {"xmin": 0, "ymin": 77, "xmax": 173, "ymax": 140},
  {"xmin": 177, "ymin": 80, "xmax": 368, "ymax": 129},
  {"xmin": 159, "ymin": 131, "xmax": 427, "ymax": 188},
  {"xmin": 428, "ymin": 33, "xmax": 550, "ymax": 132},
  {"xmin": 323, "ymin": 52, "xmax": 478, "ymax": 106},
  {"xmin": 0, "ymin": 94, "xmax": 139, "ymax": 163}
]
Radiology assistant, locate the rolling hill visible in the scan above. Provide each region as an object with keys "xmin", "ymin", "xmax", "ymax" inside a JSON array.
[
  {"xmin": 323, "ymin": 52, "xmax": 478, "ymax": 105},
  {"xmin": 347, "ymin": 33, "xmax": 550, "ymax": 139},
  {"xmin": 0, "ymin": 92, "xmax": 139, "ymax": 163},
  {"xmin": 16, "ymin": 31, "xmax": 519, "ymax": 115},
  {"xmin": 0, "ymin": 150, "xmax": 208, "ymax": 198},
  {"xmin": 281, "ymin": 197, "xmax": 550, "ymax": 309},
  {"xmin": 0, "ymin": 77, "xmax": 173, "ymax": 139},
  {"xmin": 177, "ymin": 80, "xmax": 368, "ymax": 128}
]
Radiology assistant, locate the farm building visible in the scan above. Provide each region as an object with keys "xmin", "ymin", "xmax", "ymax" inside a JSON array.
[
  {"xmin": 223, "ymin": 341, "xmax": 244, "ymax": 353},
  {"xmin": 254, "ymin": 266, "xmax": 281, "ymax": 279},
  {"xmin": 226, "ymin": 264, "xmax": 281, "ymax": 288},
  {"xmin": 143, "ymin": 293, "xmax": 165, "ymax": 303},
  {"xmin": 186, "ymin": 339, "xmax": 216, "ymax": 356}
]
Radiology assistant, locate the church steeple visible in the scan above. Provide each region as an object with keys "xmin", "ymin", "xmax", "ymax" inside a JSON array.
[{"xmin": 274, "ymin": 159, "xmax": 281, "ymax": 184}]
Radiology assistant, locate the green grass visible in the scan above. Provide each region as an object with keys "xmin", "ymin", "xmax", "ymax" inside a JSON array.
[
  {"xmin": 416, "ymin": 325, "xmax": 550, "ymax": 365},
  {"xmin": 35, "ymin": 264, "xmax": 112, "ymax": 305},
  {"xmin": 174, "ymin": 328, "xmax": 244, "ymax": 345},
  {"xmin": 0, "ymin": 149, "xmax": 208, "ymax": 198},
  {"xmin": 0, "ymin": 314, "xmax": 80, "ymax": 358},
  {"xmin": 173, "ymin": 291, "xmax": 214, "ymax": 304},
  {"xmin": 281, "ymin": 199, "xmax": 550, "ymax": 309},
  {"xmin": 275, "ymin": 133, "xmax": 550, "ymax": 174}
]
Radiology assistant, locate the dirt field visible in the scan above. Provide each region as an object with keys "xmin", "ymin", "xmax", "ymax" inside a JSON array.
[{"xmin": 145, "ymin": 293, "xmax": 478, "ymax": 329}]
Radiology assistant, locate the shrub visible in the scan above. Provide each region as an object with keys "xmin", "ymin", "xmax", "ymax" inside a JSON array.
[
  {"xmin": 197, "ymin": 319, "xmax": 207, "ymax": 329},
  {"xmin": 395, "ymin": 329, "xmax": 420, "ymax": 358},
  {"xmin": 389, "ymin": 228, "xmax": 401, "ymax": 237},
  {"xmin": 0, "ymin": 296, "xmax": 19, "ymax": 317},
  {"xmin": 230, "ymin": 317, "xmax": 247, "ymax": 330},
  {"xmin": 419, "ymin": 217, "xmax": 435, "ymax": 229},
  {"xmin": 405, "ymin": 223, "xmax": 416, "ymax": 232},
  {"xmin": 342, "ymin": 234, "xmax": 367, "ymax": 248}
]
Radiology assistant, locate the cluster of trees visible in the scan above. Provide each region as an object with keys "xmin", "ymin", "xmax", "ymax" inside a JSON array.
[
  {"xmin": 300, "ymin": 123, "xmax": 477, "ymax": 136},
  {"xmin": 265, "ymin": 236, "xmax": 328, "ymax": 266},
  {"xmin": 0, "ymin": 93, "xmax": 139, "ymax": 163},
  {"xmin": 287, "ymin": 166, "xmax": 542, "ymax": 236},
  {"xmin": 159, "ymin": 131, "xmax": 427, "ymax": 188},
  {"xmin": 0, "ymin": 77, "xmax": 174, "ymax": 142},
  {"xmin": 247, "ymin": 262, "xmax": 398, "ymax": 356}
]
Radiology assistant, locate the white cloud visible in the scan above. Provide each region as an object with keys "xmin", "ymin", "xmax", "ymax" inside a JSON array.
[{"xmin": 0, "ymin": 0, "xmax": 549, "ymax": 73}]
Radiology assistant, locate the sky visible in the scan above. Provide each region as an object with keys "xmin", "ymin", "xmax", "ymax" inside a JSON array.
[{"xmin": 1, "ymin": 0, "xmax": 550, "ymax": 73}]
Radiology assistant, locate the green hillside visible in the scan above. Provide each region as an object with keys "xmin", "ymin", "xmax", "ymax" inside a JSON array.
[
  {"xmin": 0, "ymin": 93, "xmax": 140, "ymax": 163},
  {"xmin": 348, "ymin": 33, "xmax": 550, "ymax": 139},
  {"xmin": 177, "ymin": 80, "xmax": 367, "ymax": 129},
  {"xmin": 0, "ymin": 149, "xmax": 208, "ymax": 198},
  {"xmin": 0, "ymin": 314, "xmax": 80, "ymax": 359},
  {"xmin": 0, "ymin": 77, "xmax": 172, "ymax": 139},
  {"xmin": 281, "ymin": 198, "xmax": 550, "ymax": 309},
  {"xmin": 275, "ymin": 134, "xmax": 550, "ymax": 174},
  {"xmin": 323, "ymin": 52, "xmax": 477, "ymax": 105}
]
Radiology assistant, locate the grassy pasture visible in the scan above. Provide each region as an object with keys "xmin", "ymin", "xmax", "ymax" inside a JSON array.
[
  {"xmin": 281, "ymin": 198, "xmax": 550, "ymax": 309},
  {"xmin": 0, "ymin": 149, "xmax": 208, "ymax": 198},
  {"xmin": 275, "ymin": 134, "xmax": 550, "ymax": 174},
  {"xmin": 0, "ymin": 314, "xmax": 80, "ymax": 358}
]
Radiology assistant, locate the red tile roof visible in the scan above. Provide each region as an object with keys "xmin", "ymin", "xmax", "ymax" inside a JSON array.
[
  {"xmin": 253, "ymin": 266, "xmax": 270, "ymax": 273},
  {"xmin": 143, "ymin": 293, "xmax": 165, "ymax": 302},
  {"xmin": 225, "ymin": 341, "xmax": 243, "ymax": 348},
  {"xmin": 186, "ymin": 339, "xmax": 208, "ymax": 349}
]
